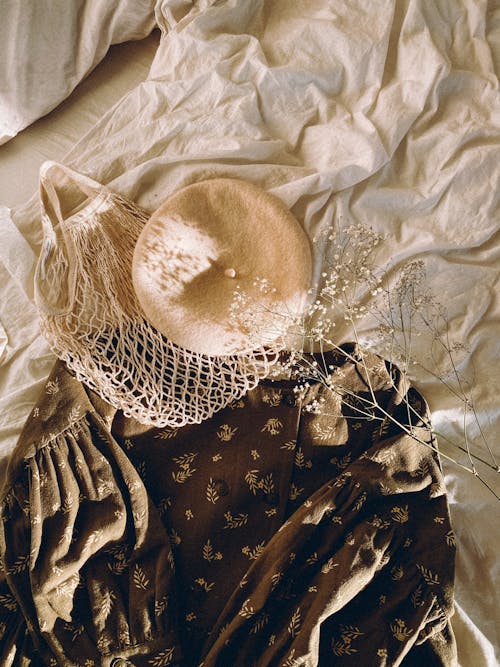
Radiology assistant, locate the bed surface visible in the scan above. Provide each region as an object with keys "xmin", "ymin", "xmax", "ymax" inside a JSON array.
[
  {"xmin": 0, "ymin": 33, "xmax": 161, "ymax": 209},
  {"xmin": 0, "ymin": 2, "xmax": 498, "ymax": 665}
]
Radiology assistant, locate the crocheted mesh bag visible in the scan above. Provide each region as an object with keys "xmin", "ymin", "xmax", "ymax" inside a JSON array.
[{"xmin": 34, "ymin": 162, "xmax": 281, "ymax": 428}]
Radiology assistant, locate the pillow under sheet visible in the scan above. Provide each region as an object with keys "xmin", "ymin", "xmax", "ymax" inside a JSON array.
[{"xmin": 0, "ymin": 0, "xmax": 156, "ymax": 145}]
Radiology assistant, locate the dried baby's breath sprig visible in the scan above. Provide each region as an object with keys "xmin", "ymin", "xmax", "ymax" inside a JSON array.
[
  {"xmin": 229, "ymin": 277, "xmax": 303, "ymax": 351},
  {"xmin": 230, "ymin": 221, "xmax": 499, "ymax": 500}
]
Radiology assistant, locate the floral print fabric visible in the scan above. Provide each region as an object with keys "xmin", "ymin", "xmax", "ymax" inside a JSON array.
[{"xmin": 0, "ymin": 346, "xmax": 457, "ymax": 666}]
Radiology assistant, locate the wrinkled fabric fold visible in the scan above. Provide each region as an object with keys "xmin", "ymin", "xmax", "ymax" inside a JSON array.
[{"xmin": 1, "ymin": 349, "xmax": 456, "ymax": 665}]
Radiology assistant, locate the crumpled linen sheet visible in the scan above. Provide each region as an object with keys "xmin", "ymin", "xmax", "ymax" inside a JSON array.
[
  {"xmin": 0, "ymin": 1, "xmax": 498, "ymax": 665},
  {"xmin": 0, "ymin": 0, "xmax": 156, "ymax": 145}
]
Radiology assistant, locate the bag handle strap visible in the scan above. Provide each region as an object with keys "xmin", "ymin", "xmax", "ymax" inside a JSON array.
[
  {"xmin": 35, "ymin": 162, "xmax": 103, "ymax": 312},
  {"xmin": 39, "ymin": 161, "xmax": 102, "ymax": 232}
]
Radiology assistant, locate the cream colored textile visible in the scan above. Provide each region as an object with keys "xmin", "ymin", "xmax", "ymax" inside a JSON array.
[
  {"xmin": 36, "ymin": 162, "xmax": 280, "ymax": 427},
  {"xmin": 0, "ymin": 1, "xmax": 499, "ymax": 664},
  {"xmin": 0, "ymin": 0, "xmax": 156, "ymax": 145}
]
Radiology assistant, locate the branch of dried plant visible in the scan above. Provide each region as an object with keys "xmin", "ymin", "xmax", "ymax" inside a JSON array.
[{"xmin": 230, "ymin": 221, "xmax": 499, "ymax": 500}]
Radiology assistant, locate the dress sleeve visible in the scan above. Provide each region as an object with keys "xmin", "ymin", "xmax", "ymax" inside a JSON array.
[
  {"xmin": 0, "ymin": 413, "xmax": 183, "ymax": 667},
  {"xmin": 314, "ymin": 374, "xmax": 458, "ymax": 666},
  {"xmin": 0, "ymin": 565, "xmax": 44, "ymax": 666}
]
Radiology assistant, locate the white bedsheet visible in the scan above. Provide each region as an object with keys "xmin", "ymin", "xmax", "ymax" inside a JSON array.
[
  {"xmin": 0, "ymin": 0, "xmax": 156, "ymax": 145},
  {"xmin": 0, "ymin": 1, "xmax": 499, "ymax": 664}
]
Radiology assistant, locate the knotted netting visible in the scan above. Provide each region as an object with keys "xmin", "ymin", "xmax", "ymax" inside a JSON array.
[{"xmin": 34, "ymin": 162, "xmax": 280, "ymax": 427}]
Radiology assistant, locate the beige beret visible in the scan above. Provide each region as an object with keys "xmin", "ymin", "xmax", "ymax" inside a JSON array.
[{"xmin": 132, "ymin": 178, "xmax": 312, "ymax": 355}]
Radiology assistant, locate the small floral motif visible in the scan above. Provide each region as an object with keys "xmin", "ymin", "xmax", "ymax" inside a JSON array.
[
  {"xmin": 216, "ymin": 424, "xmax": 238, "ymax": 442},
  {"xmin": 282, "ymin": 648, "xmax": 301, "ymax": 667},
  {"xmin": 157, "ymin": 497, "xmax": 171, "ymax": 516},
  {"xmin": 0, "ymin": 592, "xmax": 17, "ymax": 611},
  {"xmin": 344, "ymin": 532, "xmax": 355, "ymax": 546},
  {"xmin": 206, "ymin": 478, "xmax": 220, "ymax": 504},
  {"xmin": 136, "ymin": 461, "xmax": 147, "ymax": 481},
  {"xmin": 368, "ymin": 515, "xmax": 390, "ymax": 530},
  {"xmin": 7, "ymin": 554, "xmax": 29, "ymax": 575},
  {"xmin": 169, "ymin": 528, "xmax": 181, "ymax": 546},
  {"xmin": 271, "ymin": 571, "xmax": 283, "ymax": 590},
  {"xmin": 185, "ymin": 509, "xmax": 193, "ymax": 520},
  {"xmin": 331, "ymin": 625, "xmax": 364, "ymax": 656},
  {"xmin": 148, "ymin": 647, "xmax": 175, "ymax": 666},
  {"xmin": 223, "ymin": 510, "xmax": 248, "ymax": 529},
  {"xmin": 261, "ymin": 418, "xmax": 283, "ymax": 435},
  {"xmin": 416, "ymin": 564, "xmax": 440, "ymax": 586},
  {"xmin": 172, "ymin": 465, "xmax": 197, "ymax": 484},
  {"xmin": 367, "ymin": 448, "xmax": 397, "ymax": 468},
  {"xmin": 332, "ymin": 471, "xmax": 352, "ymax": 488},
  {"xmin": 411, "ymin": 585, "xmax": 425, "ymax": 608},
  {"xmin": 133, "ymin": 564, "xmax": 150, "ymax": 591},
  {"xmin": 67, "ymin": 406, "xmax": 81, "ymax": 423},
  {"xmin": 390, "ymin": 618, "xmax": 413, "ymax": 641},
  {"xmin": 154, "ymin": 428, "xmax": 178, "ymax": 440},
  {"xmin": 155, "ymin": 595, "xmax": 169, "ymax": 616},
  {"xmin": 280, "ymin": 440, "xmax": 296, "ymax": 451},
  {"xmin": 45, "ymin": 379, "xmax": 60, "ymax": 395},
  {"xmin": 306, "ymin": 552, "xmax": 318, "ymax": 565},
  {"xmin": 250, "ymin": 612, "xmax": 270, "ymax": 634},
  {"xmin": 377, "ymin": 648, "xmax": 388, "ymax": 658},
  {"xmin": 294, "ymin": 448, "xmax": 312, "ymax": 469},
  {"xmin": 194, "ymin": 577, "xmax": 215, "ymax": 592},
  {"xmin": 288, "ymin": 482, "xmax": 304, "ymax": 500},
  {"xmin": 330, "ymin": 453, "xmax": 351, "ymax": 469},
  {"xmin": 259, "ymin": 472, "xmax": 275, "ymax": 494},
  {"xmin": 312, "ymin": 422, "xmax": 337, "ymax": 442},
  {"xmin": 100, "ymin": 589, "xmax": 116, "ymax": 622},
  {"xmin": 354, "ymin": 492, "xmax": 367, "ymax": 510},
  {"xmin": 203, "ymin": 539, "xmax": 223, "ymax": 562},
  {"xmin": 245, "ymin": 470, "xmax": 261, "ymax": 495},
  {"xmin": 97, "ymin": 635, "xmax": 111, "ymax": 652},
  {"xmin": 251, "ymin": 449, "xmax": 260, "ymax": 460},
  {"xmin": 262, "ymin": 390, "xmax": 282, "ymax": 407},
  {"xmin": 239, "ymin": 598, "xmax": 255, "ymax": 618},
  {"xmin": 445, "ymin": 530, "xmax": 456, "ymax": 547},
  {"xmin": 287, "ymin": 606, "xmax": 302, "ymax": 638},
  {"xmin": 410, "ymin": 458, "xmax": 430, "ymax": 479},
  {"xmin": 242, "ymin": 541, "xmax": 266, "ymax": 560},
  {"xmin": 106, "ymin": 549, "xmax": 128, "ymax": 575},
  {"xmin": 321, "ymin": 557, "xmax": 339, "ymax": 574}
]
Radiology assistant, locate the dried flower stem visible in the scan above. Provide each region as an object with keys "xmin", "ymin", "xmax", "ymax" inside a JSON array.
[{"xmin": 230, "ymin": 221, "xmax": 499, "ymax": 499}]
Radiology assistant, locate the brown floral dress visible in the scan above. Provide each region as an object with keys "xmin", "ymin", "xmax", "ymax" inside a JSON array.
[{"xmin": 0, "ymin": 346, "xmax": 457, "ymax": 666}]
